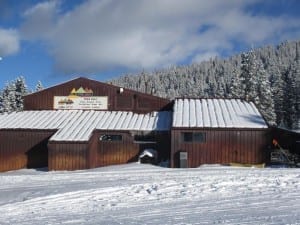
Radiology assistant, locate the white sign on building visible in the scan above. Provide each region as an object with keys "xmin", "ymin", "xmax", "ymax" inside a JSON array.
[{"xmin": 54, "ymin": 96, "xmax": 108, "ymax": 110}]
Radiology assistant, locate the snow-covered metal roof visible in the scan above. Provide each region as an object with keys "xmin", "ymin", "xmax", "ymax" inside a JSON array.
[
  {"xmin": 0, "ymin": 110, "xmax": 172, "ymax": 141},
  {"xmin": 0, "ymin": 98, "xmax": 268, "ymax": 141},
  {"xmin": 50, "ymin": 111, "xmax": 172, "ymax": 141},
  {"xmin": 172, "ymin": 99, "xmax": 268, "ymax": 128},
  {"xmin": 0, "ymin": 110, "xmax": 80, "ymax": 130}
]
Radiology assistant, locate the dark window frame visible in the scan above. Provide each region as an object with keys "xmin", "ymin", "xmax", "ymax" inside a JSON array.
[
  {"xmin": 99, "ymin": 134, "xmax": 123, "ymax": 142},
  {"xmin": 181, "ymin": 132, "xmax": 206, "ymax": 143}
]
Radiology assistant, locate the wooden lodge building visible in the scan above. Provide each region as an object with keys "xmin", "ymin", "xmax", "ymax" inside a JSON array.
[{"xmin": 0, "ymin": 77, "xmax": 271, "ymax": 172}]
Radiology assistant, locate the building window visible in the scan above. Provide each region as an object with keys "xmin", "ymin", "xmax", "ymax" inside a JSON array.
[
  {"xmin": 182, "ymin": 132, "xmax": 193, "ymax": 142},
  {"xmin": 99, "ymin": 134, "xmax": 122, "ymax": 142},
  {"xmin": 194, "ymin": 132, "xmax": 206, "ymax": 142},
  {"xmin": 181, "ymin": 132, "xmax": 206, "ymax": 143},
  {"xmin": 134, "ymin": 134, "xmax": 156, "ymax": 143}
]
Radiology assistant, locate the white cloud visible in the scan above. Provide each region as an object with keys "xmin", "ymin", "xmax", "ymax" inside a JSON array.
[
  {"xmin": 21, "ymin": 1, "xmax": 58, "ymax": 40},
  {"xmin": 19, "ymin": 0, "xmax": 300, "ymax": 75},
  {"xmin": 0, "ymin": 28, "xmax": 19, "ymax": 56}
]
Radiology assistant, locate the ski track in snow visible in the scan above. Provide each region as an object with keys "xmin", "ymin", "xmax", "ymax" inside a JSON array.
[{"xmin": 0, "ymin": 164, "xmax": 300, "ymax": 225}]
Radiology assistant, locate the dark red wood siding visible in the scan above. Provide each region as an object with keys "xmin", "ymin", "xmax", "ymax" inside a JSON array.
[
  {"xmin": 0, "ymin": 130, "xmax": 54, "ymax": 172},
  {"xmin": 46, "ymin": 131, "xmax": 170, "ymax": 171},
  {"xmin": 171, "ymin": 128, "xmax": 271, "ymax": 168},
  {"xmin": 24, "ymin": 77, "xmax": 171, "ymax": 113},
  {"xmin": 88, "ymin": 131, "xmax": 170, "ymax": 168},
  {"xmin": 48, "ymin": 142, "xmax": 88, "ymax": 170}
]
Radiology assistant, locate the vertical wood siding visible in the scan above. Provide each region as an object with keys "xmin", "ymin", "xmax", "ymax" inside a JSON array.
[
  {"xmin": 88, "ymin": 131, "xmax": 170, "ymax": 168},
  {"xmin": 48, "ymin": 143, "xmax": 88, "ymax": 170},
  {"xmin": 171, "ymin": 129, "xmax": 270, "ymax": 168},
  {"xmin": 24, "ymin": 77, "xmax": 171, "ymax": 113},
  {"xmin": 96, "ymin": 131, "xmax": 139, "ymax": 167},
  {"xmin": 0, "ymin": 130, "xmax": 54, "ymax": 172}
]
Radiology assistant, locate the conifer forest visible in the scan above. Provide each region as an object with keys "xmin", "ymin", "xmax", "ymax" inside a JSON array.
[
  {"xmin": 111, "ymin": 40, "xmax": 300, "ymax": 130},
  {"xmin": 0, "ymin": 40, "xmax": 299, "ymax": 130}
]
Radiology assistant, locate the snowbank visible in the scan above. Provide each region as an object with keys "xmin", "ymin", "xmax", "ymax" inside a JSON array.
[{"xmin": 0, "ymin": 163, "xmax": 299, "ymax": 224}]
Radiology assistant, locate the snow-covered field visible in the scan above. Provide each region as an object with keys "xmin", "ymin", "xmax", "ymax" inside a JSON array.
[{"xmin": 0, "ymin": 163, "xmax": 300, "ymax": 225}]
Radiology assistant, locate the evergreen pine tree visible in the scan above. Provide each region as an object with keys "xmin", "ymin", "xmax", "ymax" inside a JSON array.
[
  {"xmin": 269, "ymin": 59, "xmax": 285, "ymax": 126},
  {"xmin": 35, "ymin": 81, "xmax": 44, "ymax": 92},
  {"xmin": 109, "ymin": 40, "xmax": 300, "ymax": 129},
  {"xmin": 15, "ymin": 76, "xmax": 28, "ymax": 111},
  {"xmin": 240, "ymin": 50, "xmax": 258, "ymax": 102},
  {"xmin": 0, "ymin": 90, "xmax": 3, "ymax": 113},
  {"xmin": 228, "ymin": 69, "xmax": 242, "ymax": 98},
  {"xmin": 283, "ymin": 71, "xmax": 297, "ymax": 129},
  {"xmin": 0, "ymin": 77, "xmax": 29, "ymax": 113},
  {"xmin": 286, "ymin": 42, "xmax": 300, "ymax": 129},
  {"xmin": 1, "ymin": 82, "xmax": 16, "ymax": 113},
  {"xmin": 255, "ymin": 58, "xmax": 276, "ymax": 125}
]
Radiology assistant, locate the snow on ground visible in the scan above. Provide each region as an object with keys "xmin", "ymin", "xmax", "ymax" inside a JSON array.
[{"xmin": 0, "ymin": 163, "xmax": 300, "ymax": 225}]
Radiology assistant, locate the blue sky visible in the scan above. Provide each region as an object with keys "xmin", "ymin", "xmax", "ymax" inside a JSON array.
[{"xmin": 0, "ymin": 0, "xmax": 300, "ymax": 90}]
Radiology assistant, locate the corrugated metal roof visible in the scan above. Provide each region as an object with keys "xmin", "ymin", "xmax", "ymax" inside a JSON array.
[
  {"xmin": 0, "ymin": 110, "xmax": 172, "ymax": 142},
  {"xmin": 0, "ymin": 110, "xmax": 76, "ymax": 129},
  {"xmin": 0, "ymin": 98, "xmax": 267, "ymax": 141},
  {"xmin": 173, "ymin": 99, "xmax": 268, "ymax": 128},
  {"xmin": 50, "ymin": 111, "xmax": 172, "ymax": 141}
]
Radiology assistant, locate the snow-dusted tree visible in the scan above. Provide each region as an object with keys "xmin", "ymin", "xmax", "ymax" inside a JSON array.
[
  {"xmin": 0, "ymin": 90, "xmax": 3, "ymax": 113},
  {"xmin": 270, "ymin": 59, "xmax": 285, "ymax": 126},
  {"xmin": 1, "ymin": 95, "xmax": 11, "ymax": 113},
  {"xmin": 284, "ymin": 42, "xmax": 300, "ymax": 129},
  {"xmin": 283, "ymin": 71, "xmax": 297, "ymax": 129},
  {"xmin": 1, "ymin": 82, "xmax": 16, "ymax": 113},
  {"xmin": 239, "ymin": 50, "xmax": 258, "ymax": 102},
  {"xmin": 35, "ymin": 80, "xmax": 44, "ymax": 92},
  {"xmin": 0, "ymin": 77, "xmax": 29, "ymax": 113},
  {"xmin": 109, "ymin": 39, "xmax": 300, "ymax": 129},
  {"xmin": 216, "ymin": 80, "xmax": 226, "ymax": 98},
  {"xmin": 228, "ymin": 69, "xmax": 242, "ymax": 98},
  {"xmin": 255, "ymin": 58, "xmax": 276, "ymax": 125},
  {"xmin": 15, "ymin": 76, "xmax": 28, "ymax": 111}
]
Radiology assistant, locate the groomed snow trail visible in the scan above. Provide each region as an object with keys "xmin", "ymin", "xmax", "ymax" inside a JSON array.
[{"xmin": 0, "ymin": 164, "xmax": 300, "ymax": 225}]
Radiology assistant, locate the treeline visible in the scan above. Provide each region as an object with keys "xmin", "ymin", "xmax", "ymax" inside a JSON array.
[
  {"xmin": 111, "ymin": 40, "xmax": 300, "ymax": 129},
  {"xmin": 0, "ymin": 40, "xmax": 299, "ymax": 129},
  {"xmin": 0, "ymin": 77, "xmax": 43, "ymax": 113}
]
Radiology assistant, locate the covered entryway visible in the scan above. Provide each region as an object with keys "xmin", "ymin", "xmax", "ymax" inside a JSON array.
[{"xmin": 0, "ymin": 130, "xmax": 54, "ymax": 172}]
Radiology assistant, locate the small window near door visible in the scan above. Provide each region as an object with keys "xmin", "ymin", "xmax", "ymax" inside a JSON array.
[
  {"xmin": 181, "ymin": 132, "xmax": 206, "ymax": 143},
  {"xmin": 194, "ymin": 132, "xmax": 206, "ymax": 142},
  {"xmin": 182, "ymin": 132, "xmax": 193, "ymax": 142},
  {"xmin": 99, "ymin": 134, "xmax": 122, "ymax": 142}
]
